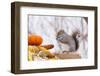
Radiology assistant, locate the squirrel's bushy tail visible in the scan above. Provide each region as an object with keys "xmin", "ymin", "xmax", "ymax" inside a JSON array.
[{"xmin": 72, "ymin": 31, "xmax": 79, "ymax": 51}]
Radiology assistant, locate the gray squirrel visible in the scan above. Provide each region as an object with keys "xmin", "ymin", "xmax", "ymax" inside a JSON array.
[{"xmin": 56, "ymin": 30, "xmax": 81, "ymax": 52}]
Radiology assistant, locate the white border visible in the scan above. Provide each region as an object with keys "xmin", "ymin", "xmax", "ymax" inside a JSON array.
[{"xmin": 20, "ymin": 7, "xmax": 95, "ymax": 70}]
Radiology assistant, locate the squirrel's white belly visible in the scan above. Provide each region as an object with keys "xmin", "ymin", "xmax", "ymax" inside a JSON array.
[{"xmin": 59, "ymin": 43, "xmax": 70, "ymax": 52}]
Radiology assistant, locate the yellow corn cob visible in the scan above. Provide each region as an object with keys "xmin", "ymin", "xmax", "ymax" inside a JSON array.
[
  {"xmin": 38, "ymin": 46, "xmax": 55, "ymax": 58},
  {"xmin": 28, "ymin": 51, "xmax": 33, "ymax": 61},
  {"xmin": 28, "ymin": 45, "xmax": 39, "ymax": 53}
]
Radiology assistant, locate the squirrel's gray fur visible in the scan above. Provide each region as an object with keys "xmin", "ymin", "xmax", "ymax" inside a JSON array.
[{"xmin": 56, "ymin": 30, "xmax": 79, "ymax": 52}]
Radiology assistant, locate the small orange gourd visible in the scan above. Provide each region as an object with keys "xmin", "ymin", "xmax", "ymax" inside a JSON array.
[{"xmin": 28, "ymin": 34, "xmax": 43, "ymax": 45}]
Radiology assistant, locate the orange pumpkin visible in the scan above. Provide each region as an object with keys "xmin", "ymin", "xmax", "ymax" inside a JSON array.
[{"xmin": 28, "ymin": 34, "xmax": 43, "ymax": 45}]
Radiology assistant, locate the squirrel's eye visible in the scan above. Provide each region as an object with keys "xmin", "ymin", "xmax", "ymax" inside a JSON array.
[{"xmin": 78, "ymin": 35, "xmax": 80, "ymax": 37}]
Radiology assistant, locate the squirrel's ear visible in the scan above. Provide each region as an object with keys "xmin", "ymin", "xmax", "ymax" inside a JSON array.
[
  {"xmin": 60, "ymin": 30, "xmax": 64, "ymax": 32},
  {"xmin": 57, "ymin": 30, "xmax": 64, "ymax": 34}
]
